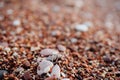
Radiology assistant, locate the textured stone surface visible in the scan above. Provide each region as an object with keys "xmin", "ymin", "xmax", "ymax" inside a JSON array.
[
  {"xmin": 37, "ymin": 60, "xmax": 53, "ymax": 75},
  {"xmin": 40, "ymin": 48, "xmax": 59, "ymax": 56}
]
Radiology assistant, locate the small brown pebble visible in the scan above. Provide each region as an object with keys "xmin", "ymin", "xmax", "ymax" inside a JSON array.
[
  {"xmin": 6, "ymin": 74, "xmax": 18, "ymax": 80},
  {"xmin": 23, "ymin": 71, "xmax": 32, "ymax": 80},
  {"xmin": 115, "ymin": 71, "xmax": 120, "ymax": 77},
  {"xmin": 22, "ymin": 60, "xmax": 30, "ymax": 68},
  {"xmin": 103, "ymin": 56, "xmax": 112, "ymax": 63},
  {"xmin": 115, "ymin": 59, "xmax": 120, "ymax": 66},
  {"xmin": 75, "ymin": 74, "xmax": 83, "ymax": 80},
  {"xmin": 45, "ymin": 76, "xmax": 56, "ymax": 80}
]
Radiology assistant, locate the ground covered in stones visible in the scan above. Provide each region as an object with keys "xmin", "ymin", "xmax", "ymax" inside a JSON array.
[{"xmin": 0, "ymin": 0, "xmax": 120, "ymax": 80}]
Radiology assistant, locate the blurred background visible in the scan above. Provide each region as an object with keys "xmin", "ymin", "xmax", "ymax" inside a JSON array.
[
  {"xmin": 0, "ymin": 0, "xmax": 120, "ymax": 31},
  {"xmin": 0, "ymin": 0, "xmax": 120, "ymax": 46}
]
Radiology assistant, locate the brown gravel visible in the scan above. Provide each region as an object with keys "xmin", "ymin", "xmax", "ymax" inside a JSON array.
[{"xmin": 0, "ymin": 0, "xmax": 120, "ymax": 80}]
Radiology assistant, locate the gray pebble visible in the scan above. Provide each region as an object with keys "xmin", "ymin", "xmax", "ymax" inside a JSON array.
[{"xmin": 0, "ymin": 70, "xmax": 8, "ymax": 79}]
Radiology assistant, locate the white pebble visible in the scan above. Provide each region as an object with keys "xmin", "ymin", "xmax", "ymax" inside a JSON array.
[
  {"xmin": 3, "ymin": 52, "xmax": 7, "ymax": 55},
  {"xmin": 12, "ymin": 47, "xmax": 19, "ymax": 51},
  {"xmin": 0, "ymin": 45, "xmax": 3, "ymax": 50},
  {"xmin": 75, "ymin": 0, "xmax": 84, "ymax": 8},
  {"xmin": 4, "ymin": 47, "xmax": 11, "ymax": 53},
  {"xmin": 16, "ymin": 67, "xmax": 24, "ymax": 73},
  {"xmin": 105, "ymin": 21, "xmax": 113, "ymax": 29},
  {"xmin": 51, "ymin": 64, "xmax": 60, "ymax": 78},
  {"xmin": 62, "ymin": 78, "xmax": 70, "ymax": 80},
  {"xmin": 37, "ymin": 57, "xmax": 45, "ymax": 63},
  {"xmin": 0, "ymin": 2, "xmax": 4, "ymax": 8},
  {"xmin": 57, "ymin": 45, "xmax": 66, "ymax": 51},
  {"xmin": 70, "ymin": 38, "xmax": 78, "ymax": 43},
  {"xmin": 6, "ymin": 9, "xmax": 13, "ymax": 15},
  {"xmin": 0, "ymin": 15, "xmax": 4, "ymax": 21},
  {"xmin": 13, "ymin": 19, "xmax": 21, "ymax": 26},
  {"xmin": 75, "ymin": 24, "xmax": 88, "ymax": 32},
  {"xmin": 16, "ymin": 27, "xmax": 23, "ymax": 34},
  {"xmin": 12, "ymin": 52, "xmax": 18, "ymax": 57},
  {"xmin": 61, "ymin": 72, "xmax": 66, "ymax": 77},
  {"xmin": 40, "ymin": 48, "xmax": 59, "ymax": 56},
  {"xmin": 83, "ymin": 21, "xmax": 93, "ymax": 27},
  {"xmin": 37, "ymin": 60, "xmax": 53, "ymax": 75},
  {"xmin": 52, "ymin": 6, "xmax": 60, "ymax": 12},
  {"xmin": 30, "ymin": 46, "xmax": 40, "ymax": 51},
  {"xmin": 51, "ymin": 30, "xmax": 61, "ymax": 36}
]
